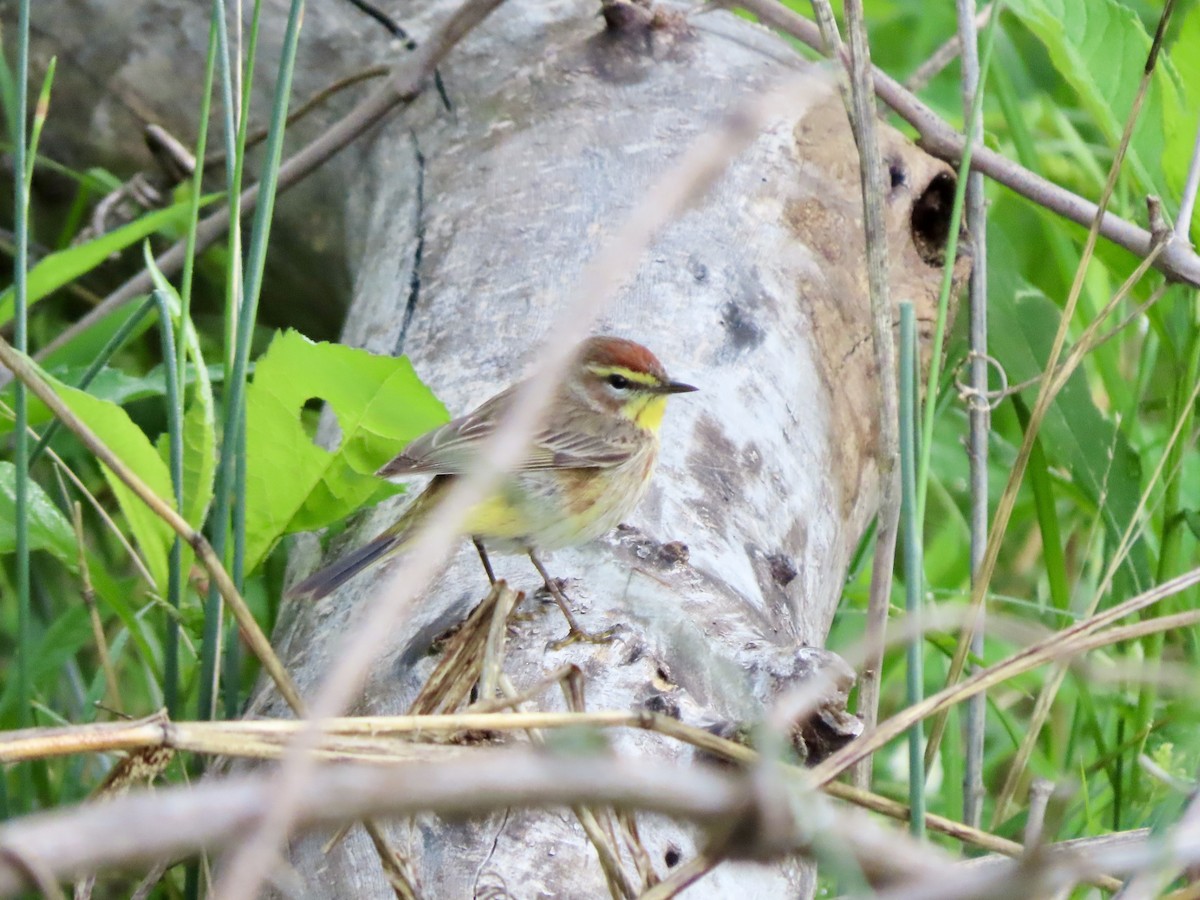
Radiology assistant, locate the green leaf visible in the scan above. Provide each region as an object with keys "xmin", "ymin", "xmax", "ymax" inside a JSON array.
[
  {"xmin": 159, "ymin": 396, "xmax": 216, "ymax": 531},
  {"xmin": 1004, "ymin": 0, "xmax": 1188, "ymax": 202},
  {"xmin": 989, "ymin": 288, "xmax": 1149, "ymax": 594},
  {"xmin": 0, "ymin": 194, "xmax": 219, "ymax": 326},
  {"xmin": 0, "ymin": 364, "xmax": 163, "ymax": 439},
  {"xmin": 0, "ymin": 461, "xmax": 78, "ymax": 563},
  {"xmin": 242, "ymin": 330, "xmax": 447, "ymax": 573},
  {"xmin": 23, "ymin": 361, "xmax": 177, "ymax": 593}
]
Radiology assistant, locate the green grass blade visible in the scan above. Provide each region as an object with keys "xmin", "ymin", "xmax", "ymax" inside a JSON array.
[
  {"xmin": 900, "ymin": 303, "xmax": 926, "ymax": 838},
  {"xmin": 10, "ymin": 0, "xmax": 33, "ymax": 809}
]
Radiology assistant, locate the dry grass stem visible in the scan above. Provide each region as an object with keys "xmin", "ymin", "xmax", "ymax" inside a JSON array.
[{"xmin": 811, "ymin": 565, "xmax": 1200, "ymax": 784}]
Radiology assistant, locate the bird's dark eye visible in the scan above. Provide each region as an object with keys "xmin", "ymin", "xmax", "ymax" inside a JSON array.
[{"xmin": 606, "ymin": 373, "xmax": 631, "ymax": 390}]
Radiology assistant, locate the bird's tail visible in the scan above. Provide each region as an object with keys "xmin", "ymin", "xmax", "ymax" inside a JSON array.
[
  {"xmin": 286, "ymin": 531, "xmax": 403, "ymax": 600},
  {"xmin": 286, "ymin": 482, "xmax": 444, "ymax": 600}
]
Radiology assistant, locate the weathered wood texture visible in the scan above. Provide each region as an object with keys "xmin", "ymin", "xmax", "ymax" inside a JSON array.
[{"xmin": 14, "ymin": 0, "xmax": 965, "ymax": 896}]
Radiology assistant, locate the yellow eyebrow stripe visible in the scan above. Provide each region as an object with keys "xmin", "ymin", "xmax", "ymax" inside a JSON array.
[{"xmin": 587, "ymin": 365, "xmax": 660, "ymax": 387}]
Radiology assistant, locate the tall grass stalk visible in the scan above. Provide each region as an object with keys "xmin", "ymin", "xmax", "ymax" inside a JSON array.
[
  {"xmin": 10, "ymin": 0, "xmax": 33, "ymax": 811},
  {"xmin": 165, "ymin": 8, "xmax": 220, "ymax": 712},
  {"xmin": 151, "ymin": 287, "xmax": 185, "ymax": 717},
  {"xmin": 899, "ymin": 303, "xmax": 925, "ymax": 838},
  {"xmin": 222, "ymin": 0, "xmax": 266, "ymax": 721},
  {"xmin": 913, "ymin": 2, "xmax": 1002, "ymax": 528}
]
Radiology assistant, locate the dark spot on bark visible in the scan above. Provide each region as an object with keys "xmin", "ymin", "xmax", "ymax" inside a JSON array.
[
  {"xmin": 694, "ymin": 720, "xmax": 752, "ymax": 768},
  {"xmin": 688, "ymin": 256, "xmax": 709, "ymax": 283},
  {"xmin": 642, "ymin": 690, "xmax": 680, "ymax": 719},
  {"xmin": 587, "ymin": 0, "xmax": 694, "ymax": 82},
  {"xmin": 746, "ymin": 543, "xmax": 793, "ymax": 614},
  {"xmin": 912, "ymin": 170, "xmax": 959, "ymax": 267},
  {"xmin": 658, "ymin": 540, "xmax": 689, "ymax": 566},
  {"xmin": 601, "ymin": 0, "xmax": 691, "ymax": 38},
  {"xmin": 655, "ymin": 663, "xmax": 673, "ymax": 684},
  {"xmin": 886, "ymin": 154, "xmax": 907, "ymax": 194},
  {"xmin": 664, "ymin": 846, "xmax": 681, "ymax": 867},
  {"xmin": 720, "ymin": 300, "xmax": 764, "ymax": 352},
  {"xmin": 687, "ymin": 415, "xmax": 743, "ymax": 504},
  {"xmin": 623, "ymin": 641, "xmax": 646, "ymax": 665},
  {"xmin": 767, "ymin": 552, "xmax": 797, "ymax": 587}
]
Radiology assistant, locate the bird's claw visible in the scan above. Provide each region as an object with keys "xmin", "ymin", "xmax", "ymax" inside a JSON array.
[{"xmin": 549, "ymin": 623, "xmax": 619, "ymax": 650}]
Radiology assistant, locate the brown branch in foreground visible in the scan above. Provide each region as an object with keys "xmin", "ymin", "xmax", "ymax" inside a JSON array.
[
  {"xmin": 0, "ymin": 336, "xmax": 304, "ymax": 714},
  {"xmin": 733, "ymin": 0, "xmax": 1200, "ymax": 288},
  {"xmin": 903, "ymin": 4, "xmax": 993, "ymax": 94},
  {"xmin": 0, "ymin": 705, "xmax": 1130, "ymax": 893},
  {"xmin": 0, "ymin": 749, "xmax": 1157, "ymax": 900},
  {"xmin": 0, "ymin": 751, "xmax": 990, "ymax": 899},
  {"xmin": 0, "ymin": 755, "xmax": 747, "ymax": 897}
]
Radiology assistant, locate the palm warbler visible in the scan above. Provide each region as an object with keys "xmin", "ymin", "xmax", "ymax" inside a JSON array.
[{"xmin": 288, "ymin": 335, "xmax": 696, "ymax": 643}]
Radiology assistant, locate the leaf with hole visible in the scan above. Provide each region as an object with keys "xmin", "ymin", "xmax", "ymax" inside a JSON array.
[{"xmin": 242, "ymin": 330, "xmax": 447, "ymax": 574}]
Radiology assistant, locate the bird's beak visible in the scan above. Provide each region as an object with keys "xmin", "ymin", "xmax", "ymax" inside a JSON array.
[{"xmin": 660, "ymin": 379, "xmax": 698, "ymax": 394}]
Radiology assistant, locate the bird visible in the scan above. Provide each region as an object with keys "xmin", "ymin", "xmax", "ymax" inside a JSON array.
[{"xmin": 287, "ymin": 335, "xmax": 696, "ymax": 644}]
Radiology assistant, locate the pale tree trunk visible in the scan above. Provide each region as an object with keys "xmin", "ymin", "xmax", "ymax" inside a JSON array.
[{"xmin": 17, "ymin": 1, "xmax": 963, "ymax": 896}]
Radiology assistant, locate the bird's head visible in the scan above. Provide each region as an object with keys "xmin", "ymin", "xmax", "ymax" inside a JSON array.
[{"xmin": 571, "ymin": 335, "xmax": 697, "ymax": 432}]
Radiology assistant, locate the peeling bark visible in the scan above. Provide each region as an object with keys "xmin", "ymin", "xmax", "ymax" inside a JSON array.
[{"xmin": 12, "ymin": 0, "xmax": 966, "ymax": 896}]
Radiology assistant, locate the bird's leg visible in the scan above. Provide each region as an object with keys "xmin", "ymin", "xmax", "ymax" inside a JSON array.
[
  {"xmin": 527, "ymin": 550, "xmax": 617, "ymax": 647},
  {"xmin": 473, "ymin": 537, "xmax": 497, "ymax": 585}
]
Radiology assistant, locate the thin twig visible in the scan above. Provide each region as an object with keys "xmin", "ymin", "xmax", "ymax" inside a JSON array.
[
  {"xmin": 958, "ymin": 0, "xmax": 989, "ymax": 832},
  {"xmin": 904, "ymin": 4, "xmax": 994, "ymax": 94},
  {"xmin": 1174, "ymin": 114, "xmax": 1200, "ymax": 242}
]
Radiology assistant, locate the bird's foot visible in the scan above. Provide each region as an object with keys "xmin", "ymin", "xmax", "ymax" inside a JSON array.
[{"xmin": 548, "ymin": 622, "xmax": 619, "ymax": 650}]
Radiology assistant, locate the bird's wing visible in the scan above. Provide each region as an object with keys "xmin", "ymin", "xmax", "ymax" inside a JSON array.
[{"xmin": 376, "ymin": 384, "xmax": 634, "ymax": 479}]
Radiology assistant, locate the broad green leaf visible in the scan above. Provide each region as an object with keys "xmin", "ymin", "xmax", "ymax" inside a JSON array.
[
  {"xmin": 243, "ymin": 330, "xmax": 447, "ymax": 573},
  {"xmin": 158, "ymin": 397, "xmax": 216, "ymax": 531},
  {"xmin": 0, "ymin": 364, "xmax": 165, "ymax": 439},
  {"xmin": 0, "ymin": 194, "xmax": 219, "ymax": 326},
  {"xmin": 22, "ymin": 359, "xmax": 177, "ymax": 593},
  {"xmin": 0, "ymin": 461, "xmax": 78, "ymax": 562},
  {"xmin": 1004, "ymin": 0, "xmax": 1187, "ymax": 202},
  {"xmin": 989, "ymin": 288, "xmax": 1149, "ymax": 594}
]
